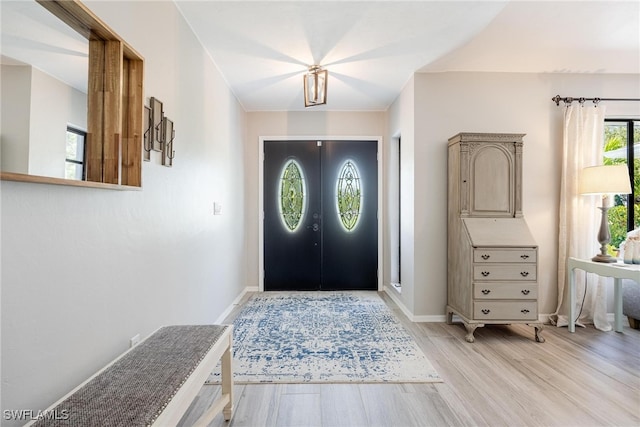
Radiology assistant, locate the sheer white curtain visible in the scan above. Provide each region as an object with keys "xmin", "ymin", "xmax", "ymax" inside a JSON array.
[{"xmin": 550, "ymin": 102, "xmax": 612, "ymax": 331}]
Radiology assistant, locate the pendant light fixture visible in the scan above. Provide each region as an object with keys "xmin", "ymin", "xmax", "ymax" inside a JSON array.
[{"xmin": 303, "ymin": 65, "xmax": 327, "ymax": 107}]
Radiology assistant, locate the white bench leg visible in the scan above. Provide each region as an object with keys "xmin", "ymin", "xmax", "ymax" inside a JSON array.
[
  {"xmin": 193, "ymin": 333, "xmax": 234, "ymax": 426},
  {"xmin": 222, "ymin": 339, "xmax": 234, "ymax": 421}
]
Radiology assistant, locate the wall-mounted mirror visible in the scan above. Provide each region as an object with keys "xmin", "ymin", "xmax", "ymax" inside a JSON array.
[{"xmin": 0, "ymin": 0, "xmax": 144, "ymax": 189}]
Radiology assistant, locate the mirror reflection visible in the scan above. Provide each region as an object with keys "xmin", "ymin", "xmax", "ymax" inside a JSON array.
[{"xmin": 1, "ymin": 0, "xmax": 89, "ymax": 180}]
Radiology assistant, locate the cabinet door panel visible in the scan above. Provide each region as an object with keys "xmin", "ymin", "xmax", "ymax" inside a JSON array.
[{"xmin": 470, "ymin": 144, "xmax": 514, "ymax": 216}]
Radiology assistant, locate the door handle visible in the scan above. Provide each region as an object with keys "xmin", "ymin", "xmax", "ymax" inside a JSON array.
[{"xmin": 307, "ymin": 223, "xmax": 319, "ymax": 232}]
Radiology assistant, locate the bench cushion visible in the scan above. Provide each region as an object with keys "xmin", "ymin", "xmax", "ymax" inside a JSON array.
[
  {"xmin": 623, "ymin": 279, "xmax": 640, "ymax": 321},
  {"xmin": 32, "ymin": 325, "xmax": 228, "ymax": 427}
]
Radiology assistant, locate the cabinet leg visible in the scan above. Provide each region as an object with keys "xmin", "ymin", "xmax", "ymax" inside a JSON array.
[
  {"xmin": 533, "ymin": 324, "xmax": 545, "ymax": 343},
  {"xmin": 446, "ymin": 310, "xmax": 454, "ymax": 325},
  {"xmin": 463, "ymin": 323, "xmax": 480, "ymax": 343}
]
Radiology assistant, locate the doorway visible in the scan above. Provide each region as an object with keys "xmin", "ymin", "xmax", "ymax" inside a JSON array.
[{"xmin": 263, "ymin": 139, "xmax": 378, "ymax": 291}]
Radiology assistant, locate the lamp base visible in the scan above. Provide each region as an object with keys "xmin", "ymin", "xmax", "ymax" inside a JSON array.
[
  {"xmin": 592, "ymin": 253, "xmax": 617, "ymax": 263},
  {"xmin": 592, "ymin": 205, "xmax": 616, "ymax": 263}
]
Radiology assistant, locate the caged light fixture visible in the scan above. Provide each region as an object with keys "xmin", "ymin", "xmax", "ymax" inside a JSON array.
[{"xmin": 303, "ymin": 65, "xmax": 328, "ymax": 107}]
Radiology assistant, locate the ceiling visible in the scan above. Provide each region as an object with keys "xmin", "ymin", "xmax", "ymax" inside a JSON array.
[
  {"xmin": 174, "ymin": 0, "xmax": 640, "ymax": 112},
  {"xmin": 1, "ymin": 0, "xmax": 89, "ymax": 92},
  {"xmin": 2, "ymin": 1, "xmax": 638, "ymax": 113}
]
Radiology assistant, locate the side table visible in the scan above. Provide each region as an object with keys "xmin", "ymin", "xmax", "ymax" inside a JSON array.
[{"xmin": 567, "ymin": 257, "xmax": 640, "ymax": 332}]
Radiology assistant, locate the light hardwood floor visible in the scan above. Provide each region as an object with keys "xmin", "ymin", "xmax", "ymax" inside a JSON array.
[{"xmin": 178, "ymin": 292, "xmax": 640, "ymax": 427}]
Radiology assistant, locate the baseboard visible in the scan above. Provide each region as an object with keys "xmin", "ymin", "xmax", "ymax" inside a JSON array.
[
  {"xmin": 214, "ymin": 286, "xmax": 259, "ymax": 324},
  {"xmin": 413, "ymin": 314, "xmax": 449, "ymax": 322},
  {"xmin": 383, "ymin": 286, "xmax": 414, "ymax": 321},
  {"xmin": 384, "ymin": 287, "xmax": 554, "ymax": 324},
  {"xmin": 539, "ymin": 313, "xmax": 552, "ymax": 324}
]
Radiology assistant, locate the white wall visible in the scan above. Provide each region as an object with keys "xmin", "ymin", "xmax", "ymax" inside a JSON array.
[
  {"xmin": 396, "ymin": 71, "xmax": 640, "ymax": 319},
  {"xmin": 1, "ymin": 1, "xmax": 247, "ymax": 422},
  {"xmin": 386, "ymin": 77, "xmax": 417, "ymax": 316},
  {"xmin": 0, "ymin": 65, "xmax": 86, "ymax": 178},
  {"xmin": 244, "ymin": 111, "xmax": 387, "ymax": 289},
  {"xmin": 1, "ymin": 64, "xmax": 31, "ymax": 174},
  {"xmin": 29, "ymin": 67, "xmax": 86, "ymax": 178}
]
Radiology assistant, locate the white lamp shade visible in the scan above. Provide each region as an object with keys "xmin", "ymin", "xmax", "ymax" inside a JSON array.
[{"xmin": 579, "ymin": 164, "xmax": 632, "ymax": 195}]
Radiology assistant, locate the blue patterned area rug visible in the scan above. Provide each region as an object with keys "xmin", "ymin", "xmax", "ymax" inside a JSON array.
[{"xmin": 209, "ymin": 291, "xmax": 441, "ymax": 384}]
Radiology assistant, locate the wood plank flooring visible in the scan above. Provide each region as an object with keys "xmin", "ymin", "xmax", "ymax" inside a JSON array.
[{"xmin": 178, "ymin": 292, "xmax": 640, "ymax": 426}]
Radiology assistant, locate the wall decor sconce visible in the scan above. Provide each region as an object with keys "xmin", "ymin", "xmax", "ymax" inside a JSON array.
[
  {"xmin": 162, "ymin": 117, "xmax": 175, "ymax": 168},
  {"xmin": 143, "ymin": 105, "xmax": 151, "ymax": 162},
  {"xmin": 150, "ymin": 97, "xmax": 164, "ymax": 152},
  {"xmin": 143, "ymin": 96, "xmax": 176, "ymax": 167}
]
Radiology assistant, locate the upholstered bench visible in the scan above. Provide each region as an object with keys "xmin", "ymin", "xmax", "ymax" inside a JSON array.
[
  {"xmin": 26, "ymin": 325, "xmax": 233, "ymax": 427},
  {"xmin": 623, "ymin": 279, "xmax": 640, "ymax": 329}
]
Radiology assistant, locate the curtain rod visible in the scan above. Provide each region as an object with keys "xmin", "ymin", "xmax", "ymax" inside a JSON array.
[{"xmin": 552, "ymin": 94, "xmax": 640, "ymax": 106}]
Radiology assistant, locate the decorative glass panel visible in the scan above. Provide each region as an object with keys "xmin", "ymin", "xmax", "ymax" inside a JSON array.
[
  {"xmin": 279, "ymin": 159, "xmax": 306, "ymax": 232},
  {"xmin": 337, "ymin": 160, "xmax": 362, "ymax": 231}
]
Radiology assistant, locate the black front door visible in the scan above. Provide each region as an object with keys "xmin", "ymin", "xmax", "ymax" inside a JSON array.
[{"xmin": 264, "ymin": 140, "xmax": 377, "ymax": 291}]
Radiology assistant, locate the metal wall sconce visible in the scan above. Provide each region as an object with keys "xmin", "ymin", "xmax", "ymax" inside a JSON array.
[
  {"xmin": 150, "ymin": 97, "xmax": 164, "ymax": 152},
  {"xmin": 143, "ymin": 105, "xmax": 151, "ymax": 162},
  {"xmin": 162, "ymin": 118, "xmax": 175, "ymax": 168},
  {"xmin": 304, "ymin": 65, "xmax": 327, "ymax": 107},
  {"xmin": 143, "ymin": 97, "xmax": 176, "ymax": 166}
]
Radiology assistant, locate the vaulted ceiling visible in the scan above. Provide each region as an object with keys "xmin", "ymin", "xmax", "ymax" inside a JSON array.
[
  {"xmin": 174, "ymin": 0, "xmax": 640, "ymax": 111},
  {"xmin": 2, "ymin": 1, "xmax": 639, "ymax": 112}
]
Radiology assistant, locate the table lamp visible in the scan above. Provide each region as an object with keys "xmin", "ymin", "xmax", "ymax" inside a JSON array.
[{"xmin": 579, "ymin": 164, "xmax": 632, "ymax": 262}]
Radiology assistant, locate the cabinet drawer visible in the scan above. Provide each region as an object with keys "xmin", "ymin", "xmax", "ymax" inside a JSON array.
[
  {"xmin": 474, "ymin": 301, "xmax": 538, "ymax": 320},
  {"xmin": 473, "ymin": 249, "xmax": 536, "ymax": 263},
  {"xmin": 473, "ymin": 264, "xmax": 537, "ymax": 281},
  {"xmin": 474, "ymin": 283, "xmax": 538, "ymax": 299}
]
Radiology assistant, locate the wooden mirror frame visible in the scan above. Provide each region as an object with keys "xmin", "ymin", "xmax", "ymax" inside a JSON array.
[{"xmin": 1, "ymin": 0, "xmax": 144, "ymax": 189}]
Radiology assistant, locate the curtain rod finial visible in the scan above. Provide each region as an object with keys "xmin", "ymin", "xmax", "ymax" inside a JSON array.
[{"xmin": 552, "ymin": 95, "xmax": 562, "ymax": 106}]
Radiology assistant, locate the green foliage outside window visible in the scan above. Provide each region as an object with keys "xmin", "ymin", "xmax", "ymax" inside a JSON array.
[
  {"xmin": 280, "ymin": 160, "xmax": 305, "ymax": 231},
  {"xmin": 337, "ymin": 161, "xmax": 361, "ymax": 231},
  {"xmin": 604, "ymin": 123, "xmax": 640, "ymax": 250}
]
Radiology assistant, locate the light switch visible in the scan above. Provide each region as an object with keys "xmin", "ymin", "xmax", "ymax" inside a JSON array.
[{"xmin": 213, "ymin": 202, "xmax": 223, "ymax": 215}]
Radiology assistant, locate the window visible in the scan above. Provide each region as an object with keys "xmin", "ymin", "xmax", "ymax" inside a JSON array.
[
  {"xmin": 604, "ymin": 119, "xmax": 640, "ymax": 249},
  {"xmin": 65, "ymin": 126, "xmax": 86, "ymax": 180},
  {"xmin": 336, "ymin": 160, "xmax": 362, "ymax": 232},
  {"xmin": 390, "ymin": 136, "xmax": 401, "ymax": 290},
  {"xmin": 279, "ymin": 159, "xmax": 306, "ymax": 232}
]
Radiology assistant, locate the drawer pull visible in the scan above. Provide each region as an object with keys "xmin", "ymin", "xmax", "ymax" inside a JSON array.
[
  {"xmin": 521, "ymin": 309, "xmax": 530, "ymax": 314},
  {"xmin": 520, "ymin": 271, "xmax": 529, "ymax": 277},
  {"xmin": 481, "ymin": 271, "xmax": 490, "ymax": 277},
  {"xmin": 481, "ymin": 254, "xmax": 490, "ymax": 260},
  {"xmin": 521, "ymin": 289, "xmax": 530, "ymax": 295},
  {"xmin": 481, "ymin": 309, "xmax": 491, "ymax": 315},
  {"xmin": 520, "ymin": 254, "xmax": 530, "ymax": 259},
  {"xmin": 481, "ymin": 289, "xmax": 491, "ymax": 295}
]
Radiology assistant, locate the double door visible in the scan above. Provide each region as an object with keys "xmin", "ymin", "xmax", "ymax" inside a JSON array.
[{"xmin": 264, "ymin": 140, "xmax": 377, "ymax": 291}]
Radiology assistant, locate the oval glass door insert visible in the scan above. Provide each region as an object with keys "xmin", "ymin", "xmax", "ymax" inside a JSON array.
[
  {"xmin": 279, "ymin": 159, "xmax": 306, "ymax": 232},
  {"xmin": 336, "ymin": 160, "xmax": 362, "ymax": 231}
]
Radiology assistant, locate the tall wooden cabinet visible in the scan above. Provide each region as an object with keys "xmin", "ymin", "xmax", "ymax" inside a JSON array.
[{"xmin": 446, "ymin": 133, "xmax": 544, "ymax": 343}]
